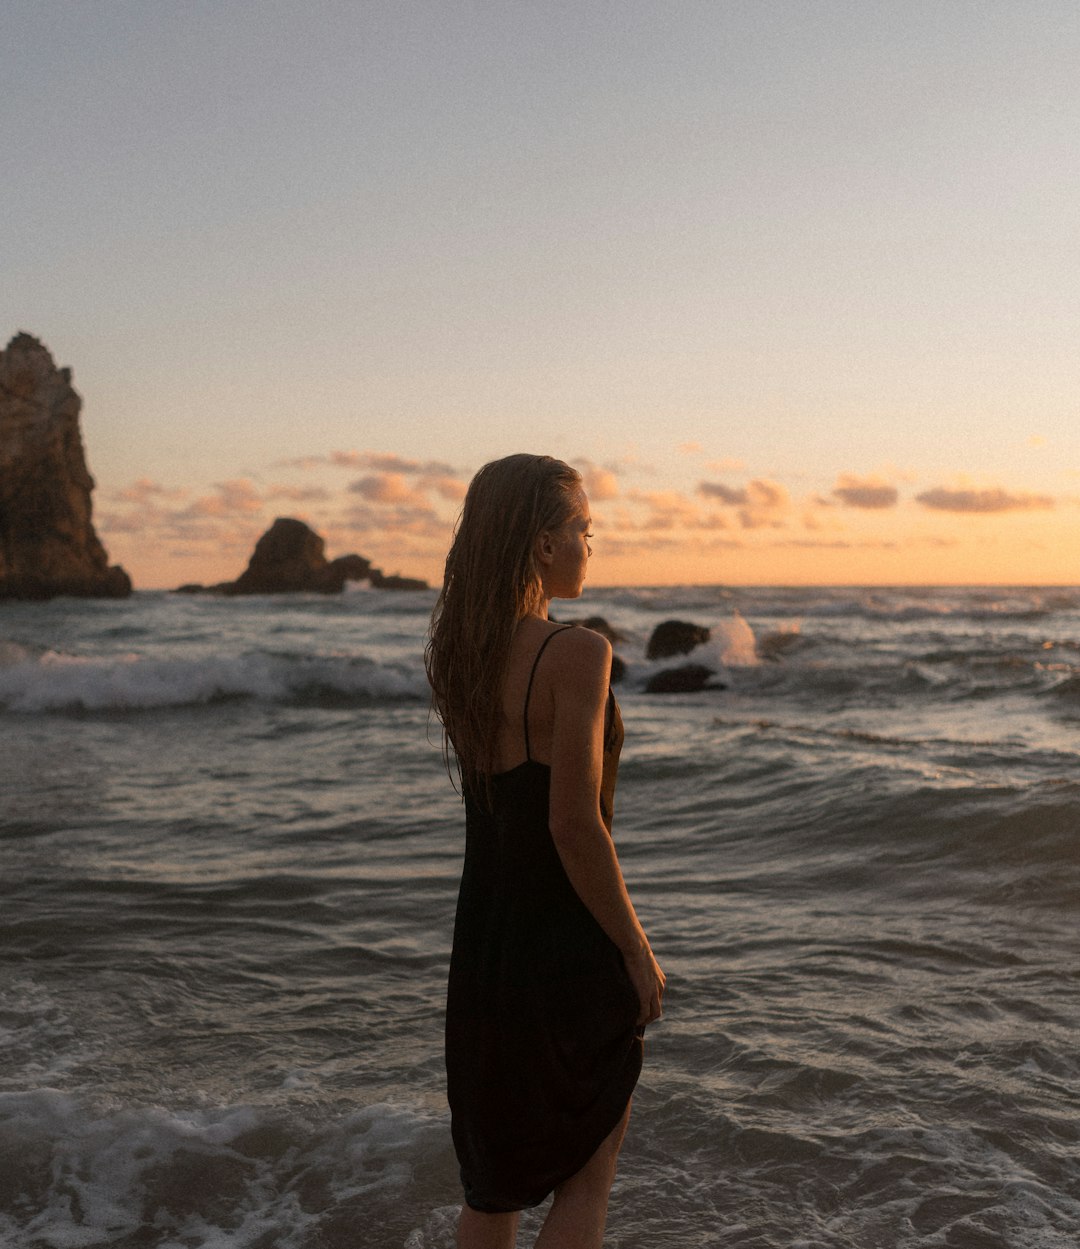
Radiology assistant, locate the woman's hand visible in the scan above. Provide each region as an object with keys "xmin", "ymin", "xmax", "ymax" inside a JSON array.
[{"xmin": 624, "ymin": 944, "xmax": 666, "ymax": 1027}]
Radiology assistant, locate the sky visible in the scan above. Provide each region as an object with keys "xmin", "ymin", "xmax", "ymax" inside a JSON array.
[{"xmin": 4, "ymin": 0, "xmax": 1079, "ymax": 588}]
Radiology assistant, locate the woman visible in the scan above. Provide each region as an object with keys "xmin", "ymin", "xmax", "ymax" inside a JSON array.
[{"xmin": 426, "ymin": 454, "xmax": 665, "ymax": 1248}]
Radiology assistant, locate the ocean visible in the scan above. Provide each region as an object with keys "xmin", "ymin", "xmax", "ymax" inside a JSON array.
[{"xmin": 1, "ymin": 584, "xmax": 1078, "ymax": 1249}]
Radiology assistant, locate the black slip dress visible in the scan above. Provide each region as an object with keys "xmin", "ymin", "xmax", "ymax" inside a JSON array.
[{"xmin": 445, "ymin": 626, "xmax": 643, "ymax": 1213}]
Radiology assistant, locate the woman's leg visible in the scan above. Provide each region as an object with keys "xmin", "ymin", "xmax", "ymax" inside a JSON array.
[
  {"xmin": 457, "ymin": 1206, "xmax": 520, "ymax": 1249},
  {"xmin": 533, "ymin": 1102, "xmax": 632, "ymax": 1249}
]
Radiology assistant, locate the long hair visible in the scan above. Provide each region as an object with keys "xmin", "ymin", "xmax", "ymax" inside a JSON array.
[{"xmin": 425, "ymin": 454, "xmax": 583, "ymax": 798}]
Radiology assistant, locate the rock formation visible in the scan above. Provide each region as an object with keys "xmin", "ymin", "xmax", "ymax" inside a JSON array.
[
  {"xmin": 642, "ymin": 618, "xmax": 720, "ymax": 692},
  {"xmin": 226, "ymin": 517, "xmax": 370, "ymax": 595},
  {"xmin": 178, "ymin": 517, "xmax": 428, "ymax": 595},
  {"xmin": 644, "ymin": 663, "xmax": 722, "ymax": 694},
  {"xmin": 0, "ymin": 333, "xmax": 131, "ymax": 599},
  {"xmin": 645, "ymin": 619, "xmax": 711, "ymax": 660}
]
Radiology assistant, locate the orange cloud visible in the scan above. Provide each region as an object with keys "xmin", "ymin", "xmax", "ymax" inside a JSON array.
[
  {"xmin": 420, "ymin": 473, "xmax": 468, "ymax": 501},
  {"xmin": 736, "ymin": 479, "xmax": 790, "ymax": 530},
  {"xmin": 110, "ymin": 477, "xmax": 189, "ymax": 504},
  {"xmin": 915, "ymin": 486, "xmax": 1054, "ymax": 514},
  {"xmin": 265, "ymin": 483, "xmax": 332, "ymax": 502},
  {"xmin": 578, "ymin": 462, "xmax": 620, "ymax": 501},
  {"xmin": 832, "ymin": 474, "xmax": 899, "ymax": 509},
  {"xmin": 331, "ymin": 450, "xmax": 458, "ymax": 475},
  {"xmin": 341, "ymin": 502, "xmax": 445, "ymax": 540},
  {"xmin": 276, "ymin": 450, "xmax": 458, "ymax": 475},
  {"xmin": 626, "ymin": 489, "xmax": 701, "ymax": 530},
  {"xmin": 349, "ymin": 473, "xmax": 429, "ymax": 506},
  {"xmin": 187, "ymin": 479, "xmax": 265, "ymax": 518},
  {"xmin": 696, "ymin": 478, "xmax": 789, "ymax": 525}
]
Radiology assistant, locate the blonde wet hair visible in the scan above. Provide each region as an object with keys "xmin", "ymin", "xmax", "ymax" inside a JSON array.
[{"xmin": 425, "ymin": 453, "xmax": 582, "ymax": 797}]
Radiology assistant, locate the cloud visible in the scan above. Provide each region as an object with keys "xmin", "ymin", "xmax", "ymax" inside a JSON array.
[
  {"xmin": 915, "ymin": 486, "xmax": 1055, "ymax": 514},
  {"xmin": 696, "ymin": 478, "xmax": 789, "ymax": 527},
  {"xmin": 626, "ymin": 489, "xmax": 701, "ymax": 530},
  {"xmin": 775, "ymin": 538, "xmax": 899, "ymax": 551},
  {"xmin": 745, "ymin": 479, "xmax": 788, "ymax": 510},
  {"xmin": 109, "ymin": 477, "xmax": 188, "ymax": 504},
  {"xmin": 331, "ymin": 450, "xmax": 458, "ymax": 475},
  {"xmin": 832, "ymin": 474, "xmax": 899, "ymax": 510},
  {"xmin": 599, "ymin": 532, "xmax": 746, "ymax": 559},
  {"xmin": 705, "ymin": 457, "xmax": 746, "ymax": 473},
  {"xmin": 275, "ymin": 450, "xmax": 459, "ymax": 475},
  {"xmin": 186, "ymin": 479, "xmax": 265, "ymax": 518},
  {"xmin": 349, "ymin": 473, "xmax": 430, "ymax": 506},
  {"xmin": 737, "ymin": 479, "xmax": 790, "ymax": 530},
  {"xmin": 273, "ymin": 454, "xmax": 325, "ymax": 470},
  {"xmin": 265, "ymin": 483, "xmax": 332, "ymax": 502},
  {"xmin": 340, "ymin": 502, "xmax": 445, "ymax": 541},
  {"xmin": 678, "ymin": 442, "xmax": 703, "ymax": 455},
  {"xmin": 576, "ymin": 459, "xmax": 620, "ymax": 501},
  {"xmin": 419, "ymin": 473, "xmax": 468, "ymax": 502},
  {"xmin": 697, "ymin": 481, "xmax": 747, "ymax": 505}
]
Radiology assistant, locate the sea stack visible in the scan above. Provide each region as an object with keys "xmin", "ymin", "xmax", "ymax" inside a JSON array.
[
  {"xmin": 225, "ymin": 517, "xmax": 373, "ymax": 595},
  {"xmin": 176, "ymin": 516, "xmax": 429, "ymax": 594},
  {"xmin": 0, "ymin": 333, "xmax": 131, "ymax": 599}
]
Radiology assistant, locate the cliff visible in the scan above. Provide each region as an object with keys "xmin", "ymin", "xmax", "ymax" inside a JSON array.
[{"xmin": 0, "ymin": 333, "xmax": 131, "ymax": 599}]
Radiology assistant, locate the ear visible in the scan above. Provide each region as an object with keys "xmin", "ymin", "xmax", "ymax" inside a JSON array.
[{"xmin": 534, "ymin": 529, "xmax": 556, "ymax": 568}]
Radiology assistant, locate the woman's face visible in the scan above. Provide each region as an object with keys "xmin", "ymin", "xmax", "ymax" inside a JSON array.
[{"xmin": 544, "ymin": 487, "xmax": 593, "ymax": 600}]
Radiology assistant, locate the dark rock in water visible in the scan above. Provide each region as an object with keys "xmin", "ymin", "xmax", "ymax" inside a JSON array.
[
  {"xmin": 331, "ymin": 554, "xmax": 374, "ymax": 585},
  {"xmin": 555, "ymin": 615, "xmax": 623, "ymax": 644},
  {"xmin": 369, "ymin": 569, "xmax": 428, "ymax": 591},
  {"xmin": 610, "ymin": 653, "xmax": 627, "ymax": 684},
  {"xmin": 224, "ymin": 518, "xmax": 372, "ymax": 594},
  {"xmin": 757, "ymin": 630, "xmax": 801, "ymax": 661},
  {"xmin": 646, "ymin": 619, "xmax": 711, "ymax": 660},
  {"xmin": 0, "ymin": 333, "xmax": 131, "ymax": 599},
  {"xmin": 178, "ymin": 518, "xmax": 429, "ymax": 595},
  {"xmin": 645, "ymin": 663, "xmax": 722, "ymax": 694}
]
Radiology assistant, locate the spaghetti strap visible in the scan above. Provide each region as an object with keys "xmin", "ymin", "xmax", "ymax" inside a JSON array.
[{"xmin": 523, "ymin": 626, "xmax": 574, "ymax": 762}]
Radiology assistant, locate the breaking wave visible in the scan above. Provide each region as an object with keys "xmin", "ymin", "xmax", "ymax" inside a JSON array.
[{"xmin": 0, "ymin": 646, "xmax": 427, "ymax": 713}]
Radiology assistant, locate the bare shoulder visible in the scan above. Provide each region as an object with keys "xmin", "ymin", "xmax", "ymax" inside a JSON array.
[{"xmin": 548, "ymin": 624, "xmax": 611, "ymax": 686}]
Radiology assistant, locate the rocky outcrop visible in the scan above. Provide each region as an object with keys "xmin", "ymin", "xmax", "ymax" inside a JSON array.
[
  {"xmin": 0, "ymin": 333, "xmax": 131, "ymax": 599},
  {"xmin": 369, "ymin": 568, "xmax": 428, "ymax": 591},
  {"xmin": 178, "ymin": 517, "xmax": 428, "ymax": 595},
  {"xmin": 645, "ymin": 619, "xmax": 711, "ymax": 660},
  {"xmin": 645, "ymin": 663, "xmax": 722, "ymax": 694},
  {"xmin": 226, "ymin": 518, "xmax": 370, "ymax": 595}
]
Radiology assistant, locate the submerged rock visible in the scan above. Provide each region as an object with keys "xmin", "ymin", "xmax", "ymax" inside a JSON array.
[
  {"xmin": 368, "ymin": 569, "xmax": 428, "ymax": 591},
  {"xmin": 645, "ymin": 619, "xmax": 711, "ymax": 660},
  {"xmin": 0, "ymin": 333, "xmax": 131, "ymax": 599},
  {"xmin": 645, "ymin": 663, "xmax": 722, "ymax": 694}
]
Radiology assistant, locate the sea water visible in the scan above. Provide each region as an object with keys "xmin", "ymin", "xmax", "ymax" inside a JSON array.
[{"xmin": 1, "ymin": 585, "xmax": 1078, "ymax": 1248}]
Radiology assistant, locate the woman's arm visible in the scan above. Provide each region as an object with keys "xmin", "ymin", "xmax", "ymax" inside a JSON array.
[{"xmin": 546, "ymin": 628, "xmax": 665, "ymax": 1026}]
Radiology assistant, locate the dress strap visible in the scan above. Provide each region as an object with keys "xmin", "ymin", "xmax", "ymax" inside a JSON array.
[{"xmin": 523, "ymin": 626, "xmax": 574, "ymax": 762}]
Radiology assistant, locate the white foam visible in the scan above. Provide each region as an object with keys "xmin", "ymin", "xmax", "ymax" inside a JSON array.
[
  {"xmin": 0, "ymin": 1091, "xmax": 443, "ymax": 1249},
  {"xmin": 713, "ymin": 611, "xmax": 760, "ymax": 667},
  {"xmin": 0, "ymin": 649, "xmax": 427, "ymax": 712}
]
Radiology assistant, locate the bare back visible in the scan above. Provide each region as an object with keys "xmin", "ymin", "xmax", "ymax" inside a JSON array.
[{"xmin": 493, "ymin": 617, "xmax": 571, "ymax": 772}]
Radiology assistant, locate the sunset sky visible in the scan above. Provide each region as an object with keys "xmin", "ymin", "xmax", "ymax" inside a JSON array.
[{"xmin": 4, "ymin": 1, "xmax": 1079, "ymax": 588}]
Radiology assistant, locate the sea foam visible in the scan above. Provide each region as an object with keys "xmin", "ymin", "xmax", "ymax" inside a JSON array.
[{"xmin": 0, "ymin": 648, "xmax": 427, "ymax": 713}]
